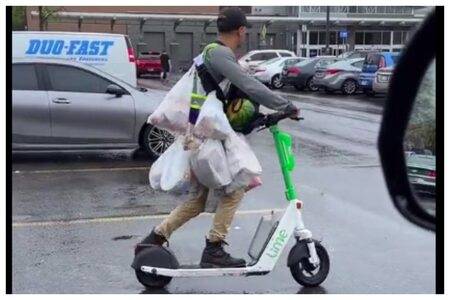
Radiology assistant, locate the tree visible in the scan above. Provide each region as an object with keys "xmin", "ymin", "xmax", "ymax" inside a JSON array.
[
  {"xmin": 38, "ymin": 6, "xmax": 64, "ymax": 31},
  {"xmin": 12, "ymin": 6, "xmax": 26, "ymax": 30},
  {"xmin": 405, "ymin": 61, "xmax": 436, "ymax": 154}
]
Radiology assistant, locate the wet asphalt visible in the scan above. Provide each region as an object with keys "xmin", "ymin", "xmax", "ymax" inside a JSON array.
[{"xmin": 12, "ymin": 83, "xmax": 435, "ymax": 293}]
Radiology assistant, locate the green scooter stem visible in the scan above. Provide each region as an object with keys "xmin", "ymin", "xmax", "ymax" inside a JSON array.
[{"xmin": 270, "ymin": 125, "xmax": 297, "ymax": 201}]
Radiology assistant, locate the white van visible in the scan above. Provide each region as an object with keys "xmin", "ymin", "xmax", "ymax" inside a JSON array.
[{"xmin": 12, "ymin": 31, "xmax": 137, "ymax": 86}]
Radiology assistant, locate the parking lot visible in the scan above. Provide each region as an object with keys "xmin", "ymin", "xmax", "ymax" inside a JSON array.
[{"xmin": 12, "ymin": 80, "xmax": 435, "ymax": 293}]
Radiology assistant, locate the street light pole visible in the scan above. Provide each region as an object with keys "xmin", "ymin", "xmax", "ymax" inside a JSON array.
[{"xmin": 325, "ymin": 6, "xmax": 330, "ymax": 55}]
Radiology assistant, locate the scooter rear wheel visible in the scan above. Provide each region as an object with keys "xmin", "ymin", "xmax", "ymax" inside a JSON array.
[
  {"xmin": 289, "ymin": 240, "xmax": 330, "ymax": 287},
  {"xmin": 132, "ymin": 246, "xmax": 178, "ymax": 289},
  {"xmin": 135, "ymin": 269, "xmax": 172, "ymax": 289}
]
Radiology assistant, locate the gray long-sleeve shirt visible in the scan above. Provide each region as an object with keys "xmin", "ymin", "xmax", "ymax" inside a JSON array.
[{"xmin": 203, "ymin": 43, "xmax": 293, "ymax": 112}]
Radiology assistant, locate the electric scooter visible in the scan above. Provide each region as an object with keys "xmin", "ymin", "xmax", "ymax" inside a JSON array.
[{"xmin": 132, "ymin": 111, "xmax": 330, "ymax": 289}]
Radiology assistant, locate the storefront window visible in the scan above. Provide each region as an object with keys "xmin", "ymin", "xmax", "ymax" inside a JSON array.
[
  {"xmin": 302, "ymin": 32, "xmax": 307, "ymax": 43},
  {"xmin": 382, "ymin": 32, "xmax": 391, "ymax": 45},
  {"xmin": 393, "ymin": 31, "xmax": 402, "ymax": 44},
  {"xmin": 402, "ymin": 31, "xmax": 409, "ymax": 43},
  {"xmin": 309, "ymin": 31, "xmax": 318, "ymax": 45},
  {"xmin": 373, "ymin": 32, "xmax": 382, "ymax": 44},
  {"xmin": 355, "ymin": 32, "xmax": 364, "ymax": 44},
  {"xmin": 319, "ymin": 31, "xmax": 327, "ymax": 45},
  {"xmin": 329, "ymin": 31, "xmax": 337, "ymax": 44}
]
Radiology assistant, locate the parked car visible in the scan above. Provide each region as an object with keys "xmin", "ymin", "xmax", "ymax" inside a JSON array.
[
  {"xmin": 12, "ymin": 58, "xmax": 172, "ymax": 159},
  {"xmin": 252, "ymin": 57, "xmax": 306, "ymax": 89},
  {"xmin": 281, "ymin": 56, "xmax": 340, "ymax": 91},
  {"xmin": 13, "ymin": 31, "xmax": 137, "ymax": 86},
  {"xmin": 372, "ymin": 67, "xmax": 394, "ymax": 94},
  {"xmin": 338, "ymin": 50, "xmax": 370, "ymax": 59},
  {"xmin": 359, "ymin": 52, "xmax": 399, "ymax": 95},
  {"xmin": 313, "ymin": 58, "xmax": 364, "ymax": 95},
  {"xmin": 238, "ymin": 49, "xmax": 296, "ymax": 71},
  {"xmin": 136, "ymin": 51, "xmax": 162, "ymax": 78},
  {"xmin": 407, "ymin": 154, "xmax": 436, "ymax": 201}
]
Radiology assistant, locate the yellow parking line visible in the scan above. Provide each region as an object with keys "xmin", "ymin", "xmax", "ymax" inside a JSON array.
[
  {"xmin": 13, "ymin": 166, "xmax": 150, "ymax": 174},
  {"xmin": 12, "ymin": 208, "xmax": 285, "ymax": 228}
]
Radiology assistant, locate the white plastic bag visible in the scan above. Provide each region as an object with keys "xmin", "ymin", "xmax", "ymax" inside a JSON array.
[
  {"xmin": 148, "ymin": 137, "xmax": 177, "ymax": 190},
  {"xmin": 160, "ymin": 138, "xmax": 193, "ymax": 193},
  {"xmin": 147, "ymin": 66, "xmax": 195, "ymax": 134},
  {"xmin": 190, "ymin": 139, "xmax": 232, "ymax": 189},
  {"xmin": 224, "ymin": 132, "xmax": 263, "ymax": 194},
  {"xmin": 149, "ymin": 136, "xmax": 193, "ymax": 194},
  {"xmin": 193, "ymin": 93, "xmax": 233, "ymax": 140}
]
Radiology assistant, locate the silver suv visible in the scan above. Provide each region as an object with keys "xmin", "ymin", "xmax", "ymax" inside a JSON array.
[{"xmin": 12, "ymin": 58, "xmax": 173, "ymax": 159}]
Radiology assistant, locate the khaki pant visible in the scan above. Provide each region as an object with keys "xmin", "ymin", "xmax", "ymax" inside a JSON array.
[{"xmin": 155, "ymin": 186, "xmax": 245, "ymax": 242}]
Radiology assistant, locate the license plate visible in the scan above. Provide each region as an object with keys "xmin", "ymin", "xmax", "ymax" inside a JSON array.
[
  {"xmin": 360, "ymin": 80, "xmax": 368, "ymax": 85},
  {"xmin": 147, "ymin": 68, "xmax": 154, "ymax": 72},
  {"xmin": 288, "ymin": 73, "xmax": 297, "ymax": 77},
  {"xmin": 379, "ymin": 75, "xmax": 390, "ymax": 82}
]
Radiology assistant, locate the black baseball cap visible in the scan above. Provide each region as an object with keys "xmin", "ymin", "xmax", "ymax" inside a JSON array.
[{"xmin": 217, "ymin": 7, "xmax": 252, "ymax": 32}]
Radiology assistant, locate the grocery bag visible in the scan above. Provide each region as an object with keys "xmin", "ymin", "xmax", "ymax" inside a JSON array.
[
  {"xmin": 148, "ymin": 137, "xmax": 176, "ymax": 190},
  {"xmin": 193, "ymin": 93, "xmax": 233, "ymax": 140},
  {"xmin": 149, "ymin": 136, "xmax": 193, "ymax": 194},
  {"xmin": 190, "ymin": 139, "xmax": 232, "ymax": 189},
  {"xmin": 147, "ymin": 66, "xmax": 195, "ymax": 134},
  {"xmin": 224, "ymin": 132, "xmax": 263, "ymax": 194}
]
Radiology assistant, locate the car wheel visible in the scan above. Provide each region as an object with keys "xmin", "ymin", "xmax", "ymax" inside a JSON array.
[
  {"xmin": 307, "ymin": 77, "xmax": 319, "ymax": 92},
  {"xmin": 271, "ymin": 74, "xmax": 284, "ymax": 89},
  {"xmin": 341, "ymin": 79, "xmax": 358, "ymax": 95},
  {"xmin": 141, "ymin": 125, "xmax": 174, "ymax": 160}
]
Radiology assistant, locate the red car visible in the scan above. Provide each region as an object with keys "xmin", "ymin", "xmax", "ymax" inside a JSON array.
[{"xmin": 136, "ymin": 51, "xmax": 162, "ymax": 78}]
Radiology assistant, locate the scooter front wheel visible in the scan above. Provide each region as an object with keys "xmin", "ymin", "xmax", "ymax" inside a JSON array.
[{"xmin": 289, "ymin": 240, "xmax": 330, "ymax": 287}]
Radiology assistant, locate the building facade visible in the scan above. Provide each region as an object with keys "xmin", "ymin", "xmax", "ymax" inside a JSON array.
[
  {"xmin": 296, "ymin": 6, "xmax": 430, "ymax": 57},
  {"xmin": 23, "ymin": 6, "xmax": 429, "ymax": 72}
]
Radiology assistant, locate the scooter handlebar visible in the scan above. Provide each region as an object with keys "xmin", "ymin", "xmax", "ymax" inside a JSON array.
[{"xmin": 252, "ymin": 110, "xmax": 303, "ymax": 132}]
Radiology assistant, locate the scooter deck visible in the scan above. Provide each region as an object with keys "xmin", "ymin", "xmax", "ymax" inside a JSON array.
[
  {"xmin": 178, "ymin": 264, "xmax": 203, "ymax": 269},
  {"xmin": 140, "ymin": 265, "xmax": 265, "ymax": 277},
  {"xmin": 178, "ymin": 264, "xmax": 248, "ymax": 269}
]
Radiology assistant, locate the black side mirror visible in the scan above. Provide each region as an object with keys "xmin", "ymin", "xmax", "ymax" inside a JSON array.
[
  {"xmin": 378, "ymin": 9, "xmax": 438, "ymax": 231},
  {"xmin": 245, "ymin": 58, "xmax": 251, "ymax": 62},
  {"xmin": 106, "ymin": 84, "xmax": 126, "ymax": 97}
]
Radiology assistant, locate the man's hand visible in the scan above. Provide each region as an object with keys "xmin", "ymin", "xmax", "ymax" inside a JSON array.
[{"xmin": 284, "ymin": 103, "xmax": 300, "ymax": 120}]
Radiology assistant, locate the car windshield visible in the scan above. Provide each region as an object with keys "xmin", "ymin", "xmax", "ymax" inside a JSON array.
[
  {"xmin": 364, "ymin": 53, "xmax": 381, "ymax": 65},
  {"xmin": 295, "ymin": 59, "xmax": 315, "ymax": 67},
  {"xmin": 259, "ymin": 57, "xmax": 282, "ymax": 66},
  {"xmin": 283, "ymin": 58, "xmax": 301, "ymax": 67}
]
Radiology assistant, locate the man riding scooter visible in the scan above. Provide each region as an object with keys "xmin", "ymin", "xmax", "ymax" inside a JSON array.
[{"xmin": 136, "ymin": 7, "xmax": 299, "ymax": 268}]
